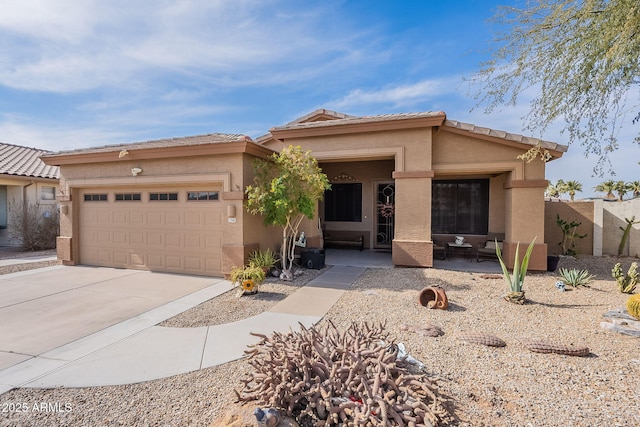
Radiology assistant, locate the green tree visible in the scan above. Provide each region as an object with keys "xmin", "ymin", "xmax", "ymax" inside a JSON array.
[
  {"xmin": 564, "ymin": 180, "xmax": 583, "ymax": 201},
  {"xmin": 594, "ymin": 179, "xmax": 617, "ymax": 200},
  {"xmin": 546, "ymin": 179, "xmax": 565, "ymax": 198},
  {"xmin": 556, "ymin": 179, "xmax": 569, "ymax": 199},
  {"xmin": 245, "ymin": 145, "xmax": 330, "ymax": 280},
  {"xmin": 472, "ymin": 0, "xmax": 640, "ymax": 173},
  {"xmin": 628, "ymin": 180, "xmax": 640, "ymax": 198},
  {"xmin": 613, "ymin": 180, "xmax": 630, "ymax": 201}
]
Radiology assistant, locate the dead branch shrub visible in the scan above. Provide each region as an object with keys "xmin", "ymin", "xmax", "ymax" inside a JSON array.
[
  {"xmin": 9, "ymin": 200, "xmax": 59, "ymax": 251},
  {"xmin": 235, "ymin": 321, "xmax": 453, "ymax": 426}
]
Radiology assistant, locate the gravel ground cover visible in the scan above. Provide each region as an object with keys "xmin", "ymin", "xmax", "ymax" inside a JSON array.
[
  {"xmin": 160, "ymin": 268, "xmax": 326, "ymax": 328},
  {"xmin": 0, "ymin": 248, "xmax": 60, "ymax": 276},
  {"xmin": 1, "ymin": 255, "xmax": 639, "ymax": 426}
]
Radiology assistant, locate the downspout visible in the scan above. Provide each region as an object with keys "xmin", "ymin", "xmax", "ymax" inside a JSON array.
[{"xmin": 22, "ymin": 181, "xmax": 34, "ymax": 244}]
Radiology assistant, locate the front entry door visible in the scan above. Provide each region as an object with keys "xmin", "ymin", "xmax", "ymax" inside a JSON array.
[{"xmin": 375, "ymin": 182, "xmax": 395, "ymax": 249}]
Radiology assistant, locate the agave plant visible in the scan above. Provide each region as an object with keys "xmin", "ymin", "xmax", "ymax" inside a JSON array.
[
  {"xmin": 558, "ymin": 268, "xmax": 595, "ymax": 288},
  {"xmin": 495, "ymin": 237, "xmax": 537, "ymax": 304}
]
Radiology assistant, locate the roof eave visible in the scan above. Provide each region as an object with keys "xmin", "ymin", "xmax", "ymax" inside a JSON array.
[
  {"xmin": 42, "ymin": 141, "xmax": 275, "ymax": 166},
  {"xmin": 440, "ymin": 123, "xmax": 567, "ymax": 160}
]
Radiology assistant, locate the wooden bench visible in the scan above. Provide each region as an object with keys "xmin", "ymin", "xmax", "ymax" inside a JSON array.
[{"xmin": 324, "ymin": 234, "xmax": 364, "ymax": 251}]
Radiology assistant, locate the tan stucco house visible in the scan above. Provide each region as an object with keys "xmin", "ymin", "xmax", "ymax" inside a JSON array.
[
  {"xmin": 41, "ymin": 109, "xmax": 567, "ymax": 276},
  {"xmin": 0, "ymin": 143, "xmax": 60, "ymax": 246}
]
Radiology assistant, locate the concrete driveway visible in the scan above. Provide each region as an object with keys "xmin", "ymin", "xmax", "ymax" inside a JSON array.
[{"xmin": 0, "ymin": 265, "xmax": 224, "ymax": 372}]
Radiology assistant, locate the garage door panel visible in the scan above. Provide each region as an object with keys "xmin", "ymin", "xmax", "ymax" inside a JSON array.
[
  {"xmin": 96, "ymin": 230, "xmax": 112, "ymax": 244},
  {"xmin": 184, "ymin": 257, "xmax": 202, "ymax": 270},
  {"xmin": 113, "ymin": 231, "xmax": 128, "ymax": 244},
  {"xmin": 79, "ymin": 187, "xmax": 223, "ymax": 276},
  {"xmin": 165, "ymin": 233, "xmax": 182, "ymax": 247},
  {"xmin": 166, "ymin": 255, "xmax": 182, "ymax": 269},
  {"xmin": 130, "ymin": 232, "xmax": 145, "ymax": 246},
  {"xmin": 185, "ymin": 211, "xmax": 203, "ymax": 226},
  {"xmin": 205, "ymin": 235, "xmax": 221, "ymax": 248},
  {"xmin": 130, "ymin": 211, "xmax": 145, "ymax": 224},
  {"xmin": 147, "ymin": 212, "xmax": 163, "ymax": 225},
  {"xmin": 96, "ymin": 250, "xmax": 113, "ymax": 263},
  {"xmin": 113, "ymin": 251, "xmax": 129, "ymax": 264},
  {"xmin": 147, "ymin": 253, "xmax": 164, "ymax": 269},
  {"xmin": 96, "ymin": 211, "xmax": 112, "ymax": 224},
  {"xmin": 204, "ymin": 211, "xmax": 221, "ymax": 226},
  {"xmin": 147, "ymin": 233, "xmax": 163, "ymax": 247},
  {"xmin": 113, "ymin": 211, "xmax": 127, "ymax": 225},
  {"xmin": 165, "ymin": 211, "xmax": 182, "ymax": 226},
  {"xmin": 185, "ymin": 234, "xmax": 202, "ymax": 249}
]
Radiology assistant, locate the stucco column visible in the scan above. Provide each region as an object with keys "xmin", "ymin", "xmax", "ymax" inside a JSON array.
[
  {"xmin": 221, "ymin": 190, "xmax": 250, "ymax": 276},
  {"xmin": 391, "ymin": 171, "xmax": 433, "ymax": 267},
  {"xmin": 503, "ymin": 180, "xmax": 548, "ymax": 271},
  {"xmin": 56, "ymin": 191, "xmax": 74, "ymax": 264},
  {"xmin": 592, "ymin": 199, "xmax": 603, "ymax": 256}
]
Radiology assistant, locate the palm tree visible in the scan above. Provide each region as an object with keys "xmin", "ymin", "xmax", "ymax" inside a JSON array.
[
  {"xmin": 594, "ymin": 180, "xmax": 616, "ymax": 200},
  {"xmin": 628, "ymin": 181, "xmax": 640, "ymax": 198},
  {"xmin": 613, "ymin": 180, "xmax": 629, "ymax": 201},
  {"xmin": 563, "ymin": 180, "xmax": 582, "ymax": 201}
]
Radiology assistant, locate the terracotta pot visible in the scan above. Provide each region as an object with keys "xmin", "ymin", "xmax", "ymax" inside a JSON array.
[{"xmin": 419, "ymin": 286, "xmax": 449, "ymax": 310}]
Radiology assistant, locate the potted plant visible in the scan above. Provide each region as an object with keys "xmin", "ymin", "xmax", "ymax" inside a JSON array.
[
  {"xmin": 496, "ymin": 237, "xmax": 536, "ymax": 304},
  {"xmin": 248, "ymin": 248, "xmax": 278, "ymax": 274},
  {"xmin": 230, "ymin": 264, "xmax": 266, "ymax": 295}
]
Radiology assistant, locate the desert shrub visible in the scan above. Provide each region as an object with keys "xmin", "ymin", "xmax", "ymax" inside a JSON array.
[
  {"xmin": 9, "ymin": 201, "xmax": 59, "ymax": 251},
  {"xmin": 558, "ymin": 268, "xmax": 595, "ymax": 288},
  {"xmin": 626, "ymin": 294, "xmax": 640, "ymax": 320},
  {"xmin": 236, "ymin": 321, "xmax": 452, "ymax": 426},
  {"xmin": 612, "ymin": 262, "xmax": 638, "ymax": 294}
]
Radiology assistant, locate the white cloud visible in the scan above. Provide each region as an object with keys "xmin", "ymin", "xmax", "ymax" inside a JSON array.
[
  {"xmin": 0, "ymin": 119, "xmax": 126, "ymax": 152},
  {"xmin": 0, "ymin": 0, "xmax": 376, "ymax": 93},
  {"xmin": 331, "ymin": 77, "xmax": 463, "ymax": 109},
  {"xmin": 0, "ymin": 0, "xmax": 96, "ymax": 42}
]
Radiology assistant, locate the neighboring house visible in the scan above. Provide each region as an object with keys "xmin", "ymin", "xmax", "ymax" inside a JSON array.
[
  {"xmin": 41, "ymin": 109, "xmax": 567, "ymax": 276},
  {"xmin": 0, "ymin": 143, "xmax": 60, "ymax": 246}
]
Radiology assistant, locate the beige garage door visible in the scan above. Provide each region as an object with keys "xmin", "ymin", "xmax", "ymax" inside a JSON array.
[{"xmin": 79, "ymin": 186, "xmax": 223, "ymax": 276}]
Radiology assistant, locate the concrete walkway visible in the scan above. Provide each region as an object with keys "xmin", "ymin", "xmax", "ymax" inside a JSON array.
[{"xmin": 0, "ymin": 264, "xmax": 365, "ymax": 393}]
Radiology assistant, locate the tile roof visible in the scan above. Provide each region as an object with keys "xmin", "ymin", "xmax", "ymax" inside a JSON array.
[
  {"xmin": 265, "ymin": 109, "xmax": 567, "ymax": 153},
  {"xmin": 44, "ymin": 133, "xmax": 253, "ymax": 157},
  {"xmin": 271, "ymin": 111, "xmax": 446, "ymax": 132},
  {"xmin": 443, "ymin": 120, "xmax": 568, "ymax": 152},
  {"xmin": 283, "ymin": 108, "xmax": 357, "ymax": 126},
  {"xmin": 0, "ymin": 143, "xmax": 60, "ymax": 179}
]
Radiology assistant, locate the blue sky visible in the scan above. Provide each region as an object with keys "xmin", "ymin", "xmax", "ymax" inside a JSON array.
[{"xmin": 0, "ymin": 0, "xmax": 638, "ymax": 198}]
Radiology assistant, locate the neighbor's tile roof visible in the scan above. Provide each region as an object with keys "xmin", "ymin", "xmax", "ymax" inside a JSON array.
[
  {"xmin": 0, "ymin": 143, "xmax": 60, "ymax": 179},
  {"xmin": 443, "ymin": 120, "xmax": 568, "ymax": 152},
  {"xmin": 45, "ymin": 133, "xmax": 253, "ymax": 157},
  {"xmin": 271, "ymin": 111, "xmax": 446, "ymax": 132}
]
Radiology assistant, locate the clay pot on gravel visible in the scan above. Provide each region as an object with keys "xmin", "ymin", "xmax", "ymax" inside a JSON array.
[{"xmin": 419, "ymin": 286, "xmax": 449, "ymax": 309}]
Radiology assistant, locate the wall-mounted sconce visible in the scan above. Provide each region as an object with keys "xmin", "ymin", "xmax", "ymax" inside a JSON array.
[
  {"xmin": 227, "ymin": 205, "xmax": 237, "ymax": 223},
  {"xmin": 131, "ymin": 167, "xmax": 142, "ymax": 176}
]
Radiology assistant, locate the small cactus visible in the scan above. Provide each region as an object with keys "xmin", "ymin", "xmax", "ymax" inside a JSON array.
[
  {"xmin": 457, "ymin": 332, "xmax": 506, "ymax": 347},
  {"xmin": 525, "ymin": 340, "xmax": 589, "ymax": 357},
  {"xmin": 612, "ymin": 262, "xmax": 638, "ymax": 294},
  {"xmin": 626, "ymin": 294, "xmax": 640, "ymax": 320}
]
